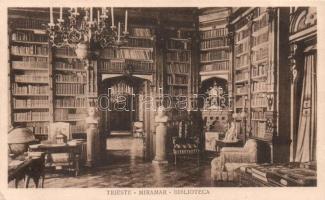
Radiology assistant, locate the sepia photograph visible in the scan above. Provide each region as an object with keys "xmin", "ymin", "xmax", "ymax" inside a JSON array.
[{"xmin": 1, "ymin": 1, "xmax": 324, "ymax": 200}]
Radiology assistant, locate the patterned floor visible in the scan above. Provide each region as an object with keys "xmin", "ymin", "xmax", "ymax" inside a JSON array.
[{"xmin": 9, "ymin": 135, "xmax": 238, "ymax": 188}]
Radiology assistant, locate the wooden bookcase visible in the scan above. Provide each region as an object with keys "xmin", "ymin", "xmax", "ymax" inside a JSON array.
[
  {"xmin": 230, "ymin": 7, "xmax": 290, "ymax": 162},
  {"xmin": 9, "ymin": 17, "xmax": 51, "ymax": 140},
  {"xmin": 165, "ymin": 29, "xmax": 192, "ymax": 102},
  {"xmin": 53, "ymin": 46, "xmax": 89, "ymax": 135},
  {"xmin": 99, "ymin": 25, "xmax": 155, "ymax": 75}
]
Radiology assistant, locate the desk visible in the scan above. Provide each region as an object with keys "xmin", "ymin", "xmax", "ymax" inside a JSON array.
[
  {"xmin": 29, "ymin": 143, "xmax": 81, "ymax": 176},
  {"xmin": 8, "ymin": 156, "xmax": 45, "ymax": 188}
]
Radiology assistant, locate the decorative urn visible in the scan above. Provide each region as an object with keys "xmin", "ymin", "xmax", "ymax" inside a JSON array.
[{"xmin": 75, "ymin": 42, "xmax": 88, "ymax": 60}]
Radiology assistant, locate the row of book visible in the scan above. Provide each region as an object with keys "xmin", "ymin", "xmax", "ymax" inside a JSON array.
[
  {"xmin": 235, "ymin": 29, "xmax": 250, "ymax": 43},
  {"xmin": 55, "ymin": 73, "xmax": 87, "ymax": 83},
  {"xmin": 235, "ymin": 54, "xmax": 249, "ymax": 68},
  {"xmin": 200, "ymin": 38, "xmax": 228, "ymax": 50},
  {"xmin": 14, "ymin": 111, "xmax": 49, "ymax": 122},
  {"xmin": 166, "ymin": 63, "xmax": 189, "ymax": 74},
  {"xmin": 55, "ymin": 47, "xmax": 77, "ymax": 57},
  {"xmin": 251, "ymin": 94, "xmax": 267, "ymax": 107},
  {"xmin": 56, "ymin": 83, "xmax": 86, "ymax": 95},
  {"xmin": 167, "ymin": 40, "xmax": 190, "ymax": 50},
  {"xmin": 167, "ymin": 51, "xmax": 191, "ymax": 62},
  {"xmin": 235, "ymin": 71, "xmax": 249, "ymax": 82},
  {"xmin": 54, "ymin": 61, "xmax": 85, "ymax": 70},
  {"xmin": 253, "ymin": 13, "xmax": 268, "ymax": 32},
  {"xmin": 71, "ymin": 124, "xmax": 86, "ymax": 134},
  {"xmin": 55, "ymin": 97, "xmax": 88, "ymax": 108},
  {"xmin": 26, "ymin": 122, "xmax": 49, "ymax": 135},
  {"xmin": 200, "ymin": 28, "xmax": 228, "ymax": 39},
  {"xmin": 235, "ymin": 97, "xmax": 247, "ymax": 108},
  {"xmin": 12, "ymin": 84, "xmax": 49, "ymax": 95},
  {"xmin": 11, "ymin": 18, "xmax": 45, "ymax": 30},
  {"xmin": 166, "ymin": 29, "xmax": 191, "ymax": 39},
  {"xmin": 251, "ymin": 121, "xmax": 266, "ymax": 138},
  {"xmin": 200, "ymin": 61, "xmax": 229, "ymax": 72},
  {"xmin": 100, "ymin": 60, "xmax": 154, "ymax": 73},
  {"xmin": 54, "ymin": 110, "xmax": 87, "ymax": 121},
  {"xmin": 252, "ymin": 64, "xmax": 268, "ymax": 77},
  {"xmin": 13, "ymin": 97, "xmax": 48, "ymax": 108},
  {"xmin": 117, "ymin": 49, "xmax": 153, "ymax": 60},
  {"xmin": 251, "ymin": 81, "xmax": 268, "ymax": 93},
  {"xmin": 127, "ymin": 37, "xmax": 154, "ymax": 48},
  {"xmin": 200, "ymin": 50, "xmax": 229, "ymax": 62},
  {"xmin": 11, "ymin": 45, "xmax": 48, "ymax": 56},
  {"xmin": 130, "ymin": 27, "xmax": 152, "ymax": 38},
  {"xmin": 236, "ymin": 85, "xmax": 248, "ymax": 94},
  {"xmin": 252, "ymin": 110, "xmax": 266, "ymax": 120},
  {"xmin": 252, "ymin": 47, "xmax": 269, "ymax": 62},
  {"xmin": 12, "ymin": 61, "xmax": 48, "ymax": 69},
  {"xmin": 235, "ymin": 40, "xmax": 250, "ymax": 55},
  {"xmin": 252, "ymin": 31, "xmax": 269, "ymax": 47},
  {"xmin": 21, "ymin": 56, "xmax": 48, "ymax": 62},
  {"xmin": 15, "ymin": 74, "xmax": 48, "ymax": 83},
  {"xmin": 11, "ymin": 31, "xmax": 48, "ymax": 43},
  {"xmin": 167, "ymin": 75, "xmax": 188, "ymax": 85}
]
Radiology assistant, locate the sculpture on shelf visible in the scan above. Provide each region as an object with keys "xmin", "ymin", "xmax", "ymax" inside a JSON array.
[
  {"xmin": 204, "ymin": 81, "xmax": 227, "ymax": 110},
  {"xmin": 153, "ymin": 106, "xmax": 169, "ymax": 164},
  {"xmin": 85, "ymin": 106, "xmax": 100, "ymax": 167}
]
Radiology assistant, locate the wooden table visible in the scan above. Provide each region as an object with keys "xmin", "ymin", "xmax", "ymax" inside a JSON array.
[
  {"xmin": 8, "ymin": 155, "xmax": 45, "ymax": 188},
  {"xmin": 29, "ymin": 143, "xmax": 81, "ymax": 177}
]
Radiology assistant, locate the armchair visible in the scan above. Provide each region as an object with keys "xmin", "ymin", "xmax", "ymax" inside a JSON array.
[
  {"xmin": 211, "ymin": 139, "xmax": 258, "ymax": 181},
  {"xmin": 172, "ymin": 120, "xmax": 200, "ymax": 165}
]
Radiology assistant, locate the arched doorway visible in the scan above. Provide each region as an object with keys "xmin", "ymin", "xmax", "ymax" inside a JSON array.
[{"xmin": 99, "ymin": 74, "xmax": 153, "ymax": 163}]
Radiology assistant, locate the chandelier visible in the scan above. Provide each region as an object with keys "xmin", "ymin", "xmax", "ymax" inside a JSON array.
[{"xmin": 47, "ymin": 7, "xmax": 129, "ymax": 50}]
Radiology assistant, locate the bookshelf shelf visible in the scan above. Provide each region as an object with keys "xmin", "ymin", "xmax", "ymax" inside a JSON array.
[
  {"xmin": 14, "ymin": 28, "xmax": 47, "ymax": 34},
  {"xmin": 11, "ymin": 53, "xmax": 48, "ymax": 58},
  {"xmin": 12, "ymin": 93, "xmax": 49, "ymax": 97},
  {"xmin": 15, "ymin": 80, "xmax": 48, "ymax": 84},
  {"xmin": 13, "ymin": 107, "xmax": 49, "ymax": 110},
  {"xmin": 200, "ymin": 59, "xmax": 229, "ymax": 64},
  {"xmin": 200, "ymin": 46, "xmax": 229, "ymax": 51},
  {"xmin": 11, "ymin": 40, "xmax": 48, "ymax": 45},
  {"xmin": 12, "ymin": 67, "xmax": 48, "ymax": 71}
]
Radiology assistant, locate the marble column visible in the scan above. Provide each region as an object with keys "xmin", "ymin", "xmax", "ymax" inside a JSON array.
[{"xmin": 152, "ymin": 106, "xmax": 169, "ymax": 164}]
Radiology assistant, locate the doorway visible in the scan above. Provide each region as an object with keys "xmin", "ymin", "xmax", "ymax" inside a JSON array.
[{"xmin": 100, "ymin": 75, "xmax": 151, "ymax": 163}]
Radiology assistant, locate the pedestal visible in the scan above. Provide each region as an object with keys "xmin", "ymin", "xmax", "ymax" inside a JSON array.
[
  {"xmin": 152, "ymin": 122, "xmax": 168, "ymax": 164},
  {"xmin": 86, "ymin": 124, "xmax": 99, "ymax": 167}
]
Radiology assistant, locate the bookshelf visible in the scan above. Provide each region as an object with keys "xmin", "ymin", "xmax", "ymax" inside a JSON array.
[
  {"xmin": 230, "ymin": 8, "xmax": 289, "ymax": 161},
  {"xmin": 9, "ymin": 17, "xmax": 51, "ymax": 140},
  {"xmin": 165, "ymin": 28, "xmax": 192, "ymax": 101},
  {"xmin": 99, "ymin": 25, "xmax": 155, "ymax": 75},
  {"xmin": 199, "ymin": 9, "xmax": 231, "ymax": 75},
  {"xmin": 53, "ymin": 46, "xmax": 89, "ymax": 135}
]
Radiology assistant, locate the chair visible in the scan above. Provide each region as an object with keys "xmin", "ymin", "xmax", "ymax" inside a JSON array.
[
  {"xmin": 211, "ymin": 139, "xmax": 258, "ymax": 181},
  {"xmin": 172, "ymin": 120, "xmax": 200, "ymax": 165}
]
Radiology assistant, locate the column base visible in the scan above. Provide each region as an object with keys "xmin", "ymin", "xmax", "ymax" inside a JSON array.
[{"xmin": 152, "ymin": 159, "xmax": 168, "ymax": 165}]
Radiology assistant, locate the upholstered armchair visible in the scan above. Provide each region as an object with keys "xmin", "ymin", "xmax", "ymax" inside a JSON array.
[{"xmin": 211, "ymin": 139, "xmax": 258, "ymax": 181}]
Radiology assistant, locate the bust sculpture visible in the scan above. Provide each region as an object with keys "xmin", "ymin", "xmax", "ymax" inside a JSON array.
[{"xmin": 155, "ymin": 106, "xmax": 168, "ymax": 123}]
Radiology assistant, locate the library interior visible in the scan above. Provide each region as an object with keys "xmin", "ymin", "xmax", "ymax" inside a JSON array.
[{"xmin": 7, "ymin": 7, "xmax": 317, "ymax": 187}]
